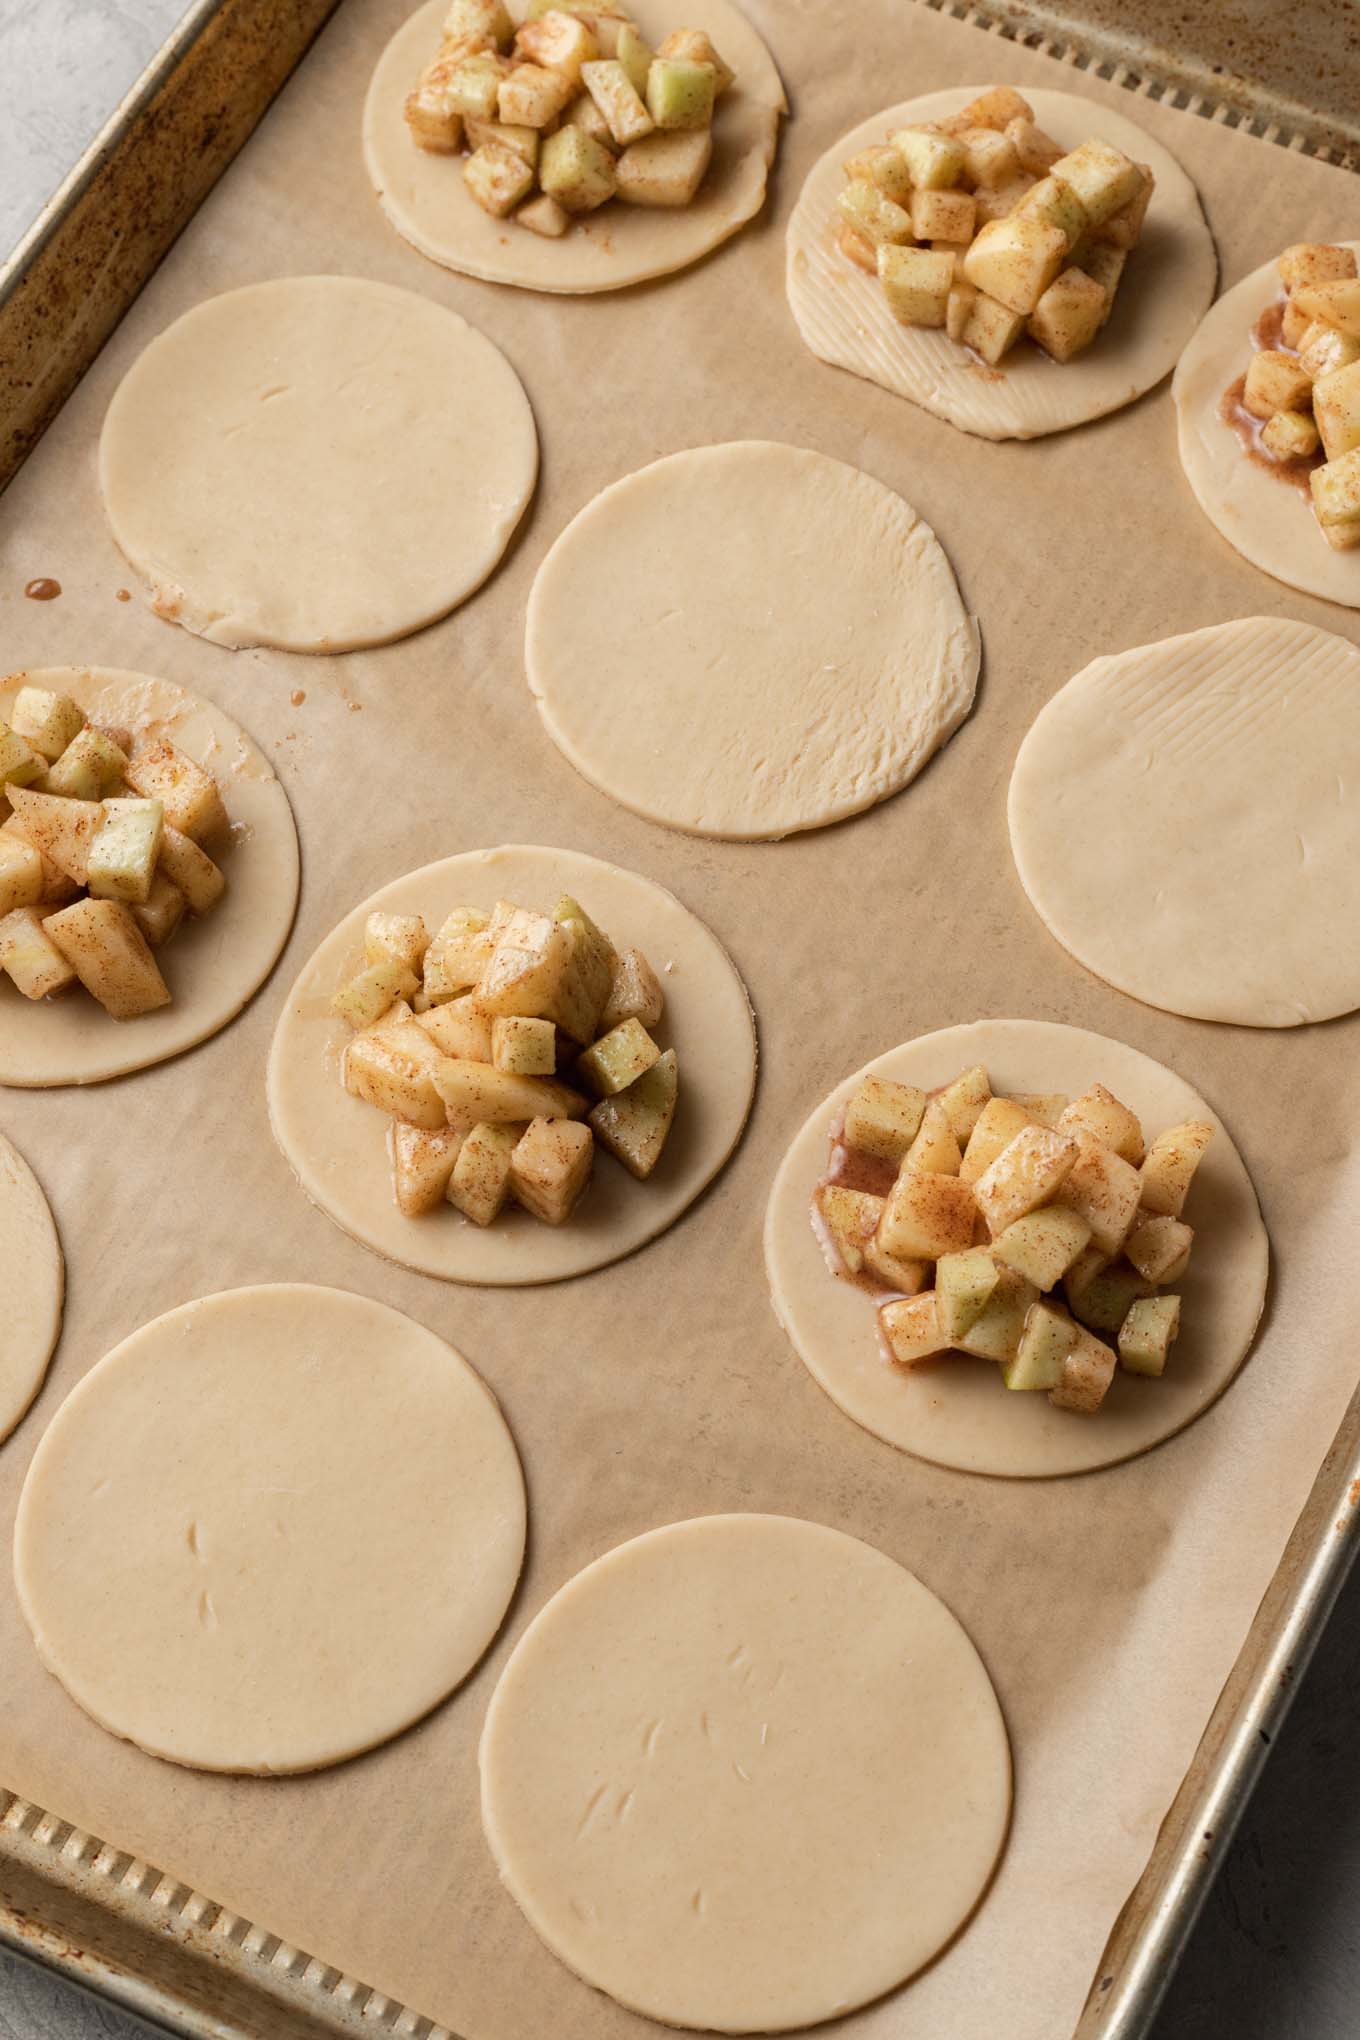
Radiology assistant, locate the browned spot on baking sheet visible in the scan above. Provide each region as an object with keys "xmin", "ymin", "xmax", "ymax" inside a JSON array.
[{"xmin": 24, "ymin": 577, "xmax": 61, "ymax": 600}]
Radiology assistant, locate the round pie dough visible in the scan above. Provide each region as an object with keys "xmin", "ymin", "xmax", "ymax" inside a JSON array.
[
  {"xmin": 481, "ymin": 1514, "xmax": 1010, "ymax": 2031},
  {"xmin": 100, "ymin": 277, "xmax": 538, "ymax": 652},
  {"xmin": 363, "ymin": 0, "xmax": 785, "ymax": 295},
  {"xmin": 765, "ymin": 1020, "xmax": 1267, "ymax": 1479},
  {"xmin": 1010, "ymin": 617, "xmax": 1360, "ymax": 1026},
  {"xmin": 267, "ymin": 845, "xmax": 756, "ymax": 1283},
  {"xmin": 526, "ymin": 442, "xmax": 980, "ymax": 838},
  {"xmin": 1173, "ymin": 241, "xmax": 1360, "ymax": 607},
  {"xmin": 787, "ymin": 88, "xmax": 1216, "ymax": 441},
  {"xmin": 0, "ymin": 667, "xmax": 299, "ymax": 1088},
  {"xmin": 15, "ymin": 1284, "xmax": 526, "ymax": 1773},
  {"xmin": 0, "ymin": 1135, "xmax": 63, "ymax": 1445}
]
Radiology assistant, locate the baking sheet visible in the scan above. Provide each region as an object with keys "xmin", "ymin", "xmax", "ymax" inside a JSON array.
[{"xmin": 0, "ymin": 3, "xmax": 1357, "ymax": 2037}]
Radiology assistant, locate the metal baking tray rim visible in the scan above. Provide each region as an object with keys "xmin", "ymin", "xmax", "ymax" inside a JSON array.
[{"xmin": 2, "ymin": 0, "xmax": 1358, "ymax": 2035}]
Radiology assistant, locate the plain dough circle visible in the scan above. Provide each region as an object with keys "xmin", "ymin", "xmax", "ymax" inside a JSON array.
[
  {"xmin": 765, "ymin": 1020, "xmax": 1267, "ymax": 1479},
  {"xmin": 14, "ymin": 1284, "xmax": 526, "ymax": 1774},
  {"xmin": 267, "ymin": 845, "xmax": 756, "ymax": 1283},
  {"xmin": 0, "ymin": 667, "xmax": 299, "ymax": 1088},
  {"xmin": 0, "ymin": 1135, "xmax": 63, "ymax": 1444},
  {"xmin": 480, "ymin": 1513, "xmax": 1010, "ymax": 2031},
  {"xmin": 363, "ymin": 0, "xmax": 785, "ymax": 294},
  {"xmin": 1009, "ymin": 617, "xmax": 1360, "ymax": 1025},
  {"xmin": 99, "ymin": 277, "xmax": 538, "ymax": 652},
  {"xmin": 1173, "ymin": 242, "xmax": 1360, "ymax": 607},
  {"xmin": 526, "ymin": 442, "xmax": 980, "ymax": 838},
  {"xmin": 786, "ymin": 88, "xmax": 1216, "ymax": 441}
]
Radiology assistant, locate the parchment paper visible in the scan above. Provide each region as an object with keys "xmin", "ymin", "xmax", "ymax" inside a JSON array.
[{"xmin": 1, "ymin": 4, "xmax": 1357, "ymax": 2036}]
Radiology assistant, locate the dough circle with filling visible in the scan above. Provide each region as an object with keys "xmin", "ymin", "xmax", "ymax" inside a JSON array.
[
  {"xmin": 0, "ymin": 667, "xmax": 298, "ymax": 1088},
  {"xmin": 786, "ymin": 87, "xmax": 1216, "ymax": 441},
  {"xmin": 526, "ymin": 442, "xmax": 980, "ymax": 839},
  {"xmin": 267, "ymin": 845, "xmax": 756, "ymax": 1283},
  {"xmin": 100, "ymin": 277, "xmax": 538, "ymax": 652},
  {"xmin": 1009, "ymin": 617, "xmax": 1360, "ymax": 1025},
  {"xmin": 1173, "ymin": 242, "xmax": 1360, "ymax": 607},
  {"xmin": 0, "ymin": 1135, "xmax": 63, "ymax": 1444},
  {"xmin": 15, "ymin": 1284, "xmax": 526, "ymax": 1773},
  {"xmin": 480, "ymin": 1513, "xmax": 1011, "ymax": 2031},
  {"xmin": 363, "ymin": 0, "xmax": 785, "ymax": 294},
  {"xmin": 765, "ymin": 1020, "xmax": 1267, "ymax": 1479}
]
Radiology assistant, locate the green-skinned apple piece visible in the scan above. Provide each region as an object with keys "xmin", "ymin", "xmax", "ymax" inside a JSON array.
[
  {"xmin": 589, "ymin": 1045, "xmax": 676, "ymax": 1179},
  {"xmin": 1002, "ymin": 1301, "xmax": 1078, "ymax": 1391},
  {"xmin": 935, "ymin": 1246, "xmax": 1001, "ymax": 1341},
  {"xmin": 1118, "ymin": 1293, "xmax": 1181, "ymax": 1378},
  {"xmin": 955, "ymin": 1263, "xmax": 1038, "ymax": 1363},
  {"xmin": 992, "ymin": 1205, "xmax": 1091, "ymax": 1290}
]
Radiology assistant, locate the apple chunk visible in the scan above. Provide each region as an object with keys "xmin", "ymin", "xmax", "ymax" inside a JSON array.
[
  {"xmin": 1002, "ymin": 1301, "xmax": 1077, "ymax": 1391},
  {"xmin": 448, "ymin": 1121, "xmax": 520, "ymax": 1226},
  {"xmin": 954, "ymin": 1263, "xmax": 1038, "ymax": 1363},
  {"xmin": 124, "ymin": 736, "xmax": 227, "ymax": 842},
  {"xmin": 817, "ymin": 1184, "xmax": 885, "ymax": 1278},
  {"xmin": 392, "ymin": 1123, "xmax": 464, "ymax": 1216},
  {"xmin": 435, "ymin": 1058, "xmax": 585, "ymax": 1136},
  {"xmin": 0, "ymin": 835, "xmax": 44, "ymax": 917},
  {"xmin": 1047, "ymin": 1324, "xmax": 1117, "ymax": 1413},
  {"xmin": 1138, "ymin": 1120, "xmax": 1213, "ymax": 1218},
  {"xmin": 344, "ymin": 1021, "xmax": 447, "ymax": 1128},
  {"xmin": 577, "ymin": 1016, "xmax": 659, "ymax": 1095},
  {"xmin": 1118, "ymin": 1294, "xmax": 1181, "ymax": 1378},
  {"xmin": 615, "ymin": 128, "xmax": 711, "ymax": 206},
  {"xmin": 879, "ymin": 1292, "xmax": 951, "ymax": 1368},
  {"xmin": 1057, "ymin": 1135, "xmax": 1142, "ymax": 1255},
  {"xmin": 963, "ymin": 213, "xmax": 1067, "ymax": 316},
  {"xmin": 86, "ymin": 797, "xmax": 165, "ymax": 907},
  {"xmin": 589, "ymin": 1047, "xmax": 677, "ymax": 1179},
  {"xmin": 974, "ymin": 1123, "xmax": 1078, "ymax": 1236},
  {"xmin": 44, "ymin": 898, "xmax": 170, "ymax": 1019},
  {"xmin": 934, "ymin": 1246, "xmax": 1001, "ymax": 1341},
  {"xmin": 10, "ymin": 686, "xmax": 86, "ymax": 763},
  {"xmin": 877, "ymin": 1166, "xmax": 978, "ymax": 1261},
  {"xmin": 844, "ymin": 1076, "xmax": 926, "ymax": 1163},
  {"xmin": 511, "ymin": 1117, "xmax": 594, "ymax": 1224},
  {"xmin": 0, "ymin": 907, "xmax": 77, "ymax": 998},
  {"xmin": 992, "ymin": 1204, "xmax": 1090, "ymax": 1290}
]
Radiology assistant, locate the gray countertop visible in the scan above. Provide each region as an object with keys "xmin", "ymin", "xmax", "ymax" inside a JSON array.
[{"xmin": 1, "ymin": 2, "xmax": 1356, "ymax": 2036}]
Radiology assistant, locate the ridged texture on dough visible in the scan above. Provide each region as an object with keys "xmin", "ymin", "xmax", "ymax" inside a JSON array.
[
  {"xmin": 786, "ymin": 87, "xmax": 1215, "ymax": 441},
  {"xmin": 1009, "ymin": 617, "xmax": 1360, "ymax": 1025}
]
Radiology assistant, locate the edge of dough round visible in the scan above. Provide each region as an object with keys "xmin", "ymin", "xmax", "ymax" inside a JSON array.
[
  {"xmin": 0, "ymin": 1134, "xmax": 63, "ymax": 1445},
  {"xmin": 764, "ymin": 1018, "xmax": 1268, "ymax": 1478},
  {"xmin": 525, "ymin": 441, "xmax": 981, "ymax": 839},
  {"xmin": 1172, "ymin": 241, "xmax": 1360, "ymax": 607},
  {"xmin": 0, "ymin": 667, "xmax": 299, "ymax": 1088},
  {"xmin": 266, "ymin": 845, "xmax": 756, "ymax": 1283},
  {"xmin": 99, "ymin": 277, "xmax": 539, "ymax": 652},
  {"xmin": 786, "ymin": 87, "xmax": 1216, "ymax": 441},
  {"xmin": 14, "ymin": 1283, "xmax": 527, "ymax": 1774},
  {"xmin": 363, "ymin": 0, "xmax": 785, "ymax": 296},
  {"xmin": 480, "ymin": 1513, "xmax": 1011, "ymax": 2031},
  {"xmin": 1007, "ymin": 616, "xmax": 1360, "ymax": 1026}
]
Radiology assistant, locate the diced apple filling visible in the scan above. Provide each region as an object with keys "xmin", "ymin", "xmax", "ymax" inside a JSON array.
[
  {"xmin": 404, "ymin": 7, "xmax": 730, "ymax": 229},
  {"xmin": 0, "ymin": 689, "xmax": 233, "ymax": 1017},
  {"xmin": 818, "ymin": 1061, "xmax": 1213, "ymax": 1416},
  {"xmin": 1226, "ymin": 242, "xmax": 1360, "ymax": 548},
  {"xmin": 835, "ymin": 93, "xmax": 1151, "ymax": 366},
  {"xmin": 333, "ymin": 887, "xmax": 678, "ymax": 1228}
]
